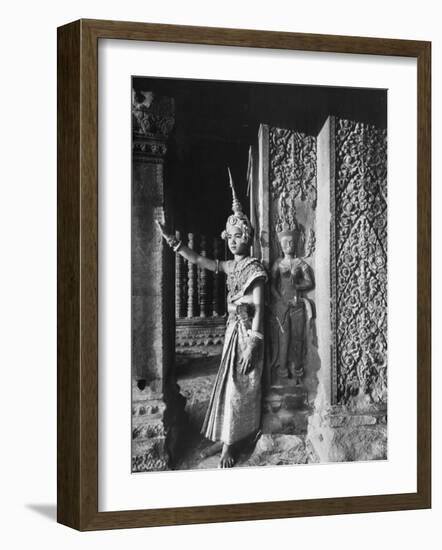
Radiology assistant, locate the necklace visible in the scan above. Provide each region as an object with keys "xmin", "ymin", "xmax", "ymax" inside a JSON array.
[{"xmin": 228, "ymin": 257, "xmax": 254, "ymax": 296}]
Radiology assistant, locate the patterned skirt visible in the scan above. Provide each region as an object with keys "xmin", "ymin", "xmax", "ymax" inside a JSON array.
[{"xmin": 201, "ymin": 310, "xmax": 263, "ymax": 445}]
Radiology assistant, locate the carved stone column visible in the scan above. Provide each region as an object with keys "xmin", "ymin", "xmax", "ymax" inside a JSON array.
[
  {"xmin": 131, "ymin": 92, "xmax": 186, "ymax": 471},
  {"xmin": 307, "ymin": 116, "xmax": 387, "ymax": 463}
]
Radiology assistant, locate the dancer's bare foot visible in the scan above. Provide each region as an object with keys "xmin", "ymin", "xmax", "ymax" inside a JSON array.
[
  {"xmin": 219, "ymin": 444, "xmax": 235, "ymax": 468},
  {"xmin": 200, "ymin": 441, "xmax": 223, "ymax": 459}
]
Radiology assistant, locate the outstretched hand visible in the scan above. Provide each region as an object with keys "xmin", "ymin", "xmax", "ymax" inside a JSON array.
[
  {"xmin": 155, "ymin": 219, "xmax": 167, "ymax": 237},
  {"xmin": 155, "ymin": 220, "xmax": 175, "ymax": 246}
]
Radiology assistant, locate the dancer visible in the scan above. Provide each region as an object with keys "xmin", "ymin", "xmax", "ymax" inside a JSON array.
[{"xmin": 157, "ymin": 169, "xmax": 267, "ymax": 467}]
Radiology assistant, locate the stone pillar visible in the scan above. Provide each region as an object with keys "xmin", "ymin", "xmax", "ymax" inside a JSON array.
[
  {"xmin": 131, "ymin": 92, "xmax": 186, "ymax": 472},
  {"xmin": 306, "ymin": 116, "xmax": 388, "ymax": 463},
  {"xmin": 306, "ymin": 116, "xmax": 334, "ymax": 460}
]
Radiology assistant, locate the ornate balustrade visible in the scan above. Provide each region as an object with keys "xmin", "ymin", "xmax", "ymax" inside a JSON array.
[{"xmin": 175, "ymin": 233, "xmax": 226, "ymax": 358}]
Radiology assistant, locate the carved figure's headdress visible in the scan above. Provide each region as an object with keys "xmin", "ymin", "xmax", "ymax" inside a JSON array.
[
  {"xmin": 221, "ymin": 168, "xmax": 253, "ymax": 243},
  {"xmin": 276, "ymin": 217, "xmax": 299, "ymax": 240}
]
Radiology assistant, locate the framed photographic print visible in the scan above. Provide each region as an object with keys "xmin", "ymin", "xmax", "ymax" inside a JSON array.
[{"xmin": 57, "ymin": 19, "xmax": 431, "ymax": 530}]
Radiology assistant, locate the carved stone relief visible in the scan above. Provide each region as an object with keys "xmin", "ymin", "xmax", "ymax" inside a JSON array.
[
  {"xmin": 269, "ymin": 128, "xmax": 317, "ymax": 211},
  {"xmin": 262, "ymin": 126, "xmax": 319, "ymax": 433},
  {"xmin": 269, "ymin": 128, "xmax": 317, "ymax": 261},
  {"xmin": 132, "ymin": 90, "xmax": 175, "ymax": 137},
  {"xmin": 333, "ymin": 119, "xmax": 388, "ymax": 405},
  {"xmin": 132, "ymin": 91, "xmax": 175, "ymax": 165}
]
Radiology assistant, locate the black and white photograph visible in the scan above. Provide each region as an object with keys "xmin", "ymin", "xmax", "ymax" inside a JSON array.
[
  {"xmin": 3, "ymin": 0, "xmax": 436, "ymax": 544},
  {"xmin": 131, "ymin": 76, "xmax": 388, "ymax": 472}
]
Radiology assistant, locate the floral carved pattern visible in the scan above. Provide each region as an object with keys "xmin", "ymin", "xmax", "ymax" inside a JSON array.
[
  {"xmin": 269, "ymin": 128, "xmax": 317, "ymax": 220},
  {"xmin": 334, "ymin": 119, "xmax": 387, "ymax": 405},
  {"xmin": 132, "ymin": 90, "xmax": 175, "ymax": 137}
]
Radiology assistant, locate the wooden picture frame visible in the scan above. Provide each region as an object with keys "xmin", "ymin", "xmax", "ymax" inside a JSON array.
[{"xmin": 57, "ymin": 19, "xmax": 431, "ymax": 530}]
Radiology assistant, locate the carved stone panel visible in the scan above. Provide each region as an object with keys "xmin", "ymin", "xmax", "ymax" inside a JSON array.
[
  {"xmin": 332, "ymin": 119, "xmax": 388, "ymax": 405},
  {"xmin": 261, "ymin": 126, "xmax": 319, "ymax": 430},
  {"xmin": 132, "ymin": 91, "xmax": 175, "ymax": 164},
  {"xmin": 269, "ymin": 127, "xmax": 317, "ymax": 263},
  {"xmin": 132, "ymin": 90, "xmax": 175, "ymax": 138}
]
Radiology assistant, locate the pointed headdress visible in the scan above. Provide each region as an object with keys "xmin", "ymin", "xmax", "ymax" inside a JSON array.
[
  {"xmin": 221, "ymin": 168, "xmax": 253, "ymax": 243},
  {"xmin": 276, "ymin": 217, "xmax": 299, "ymax": 240}
]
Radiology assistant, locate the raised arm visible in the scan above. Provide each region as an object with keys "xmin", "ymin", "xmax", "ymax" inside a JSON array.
[{"xmin": 156, "ymin": 221, "xmax": 224, "ymax": 273}]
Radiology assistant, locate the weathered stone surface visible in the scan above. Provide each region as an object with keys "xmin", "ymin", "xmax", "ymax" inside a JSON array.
[
  {"xmin": 346, "ymin": 414, "xmax": 378, "ymax": 426},
  {"xmin": 328, "ymin": 425, "xmax": 387, "ymax": 462},
  {"xmin": 308, "ymin": 417, "xmax": 387, "ymax": 463},
  {"xmin": 132, "ymin": 455, "xmax": 168, "ymax": 472},
  {"xmin": 176, "ymin": 317, "xmax": 226, "ymax": 356},
  {"xmin": 132, "ymin": 382, "xmax": 164, "ymax": 403},
  {"xmin": 261, "ymin": 405, "xmax": 310, "ymax": 436},
  {"xmin": 329, "ymin": 415, "xmax": 346, "ymax": 428},
  {"xmin": 261, "ymin": 413, "xmax": 284, "ymax": 434},
  {"xmin": 132, "ymin": 399, "xmax": 166, "ymax": 422},
  {"xmin": 131, "ymin": 383, "xmax": 187, "ymax": 470},
  {"xmin": 132, "ymin": 421, "xmax": 166, "ymax": 441},
  {"xmin": 178, "ymin": 357, "xmax": 218, "ymax": 431},
  {"xmin": 327, "ymin": 413, "xmax": 381, "ymax": 428},
  {"xmin": 254, "ymin": 434, "xmax": 276, "ymax": 453},
  {"xmin": 283, "ymin": 390, "xmax": 307, "ymax": 411},
  {"xmin": 307, "ymin": 403, "xmax": 388, "ymax": 463},
  {"xmin": 132, "ymin": 437, "xmax": 168, "ymax": 472},
  {"xmin": 262, "ymin": 383, "xmax": 311, "ymax": 436},
  {"xmin": 305, "ymin": 438, "xmax": 321, "ymax": 464},
  {"xmin": 245, "ymin": 434, "xmax": 308, "ymax": 467}
]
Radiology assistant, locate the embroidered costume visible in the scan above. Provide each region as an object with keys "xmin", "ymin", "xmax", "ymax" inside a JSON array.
[
  {"xmin": 202, "ymin": 257, "xmax": 267, "ymax": 445},
  {"xmin": 201, "ymin": 168, "xmax": 267, "ymax": 446}
]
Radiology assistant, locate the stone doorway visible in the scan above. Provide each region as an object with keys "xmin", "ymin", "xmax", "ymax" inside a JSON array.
[{"xmin": 131, "ymin": 80, "xmax": 388, "ymax": 472}]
